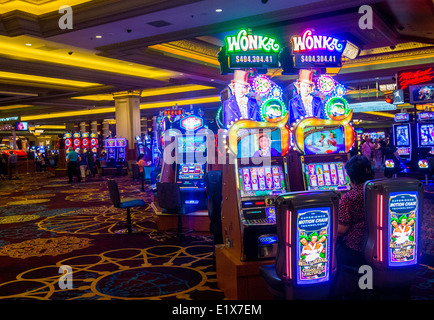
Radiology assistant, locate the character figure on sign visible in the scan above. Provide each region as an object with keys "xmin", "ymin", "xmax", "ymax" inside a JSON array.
[
  {"xmin": 288, "ymin": 69, "xmax": 326, "ymax": 125},
  {"xmin": 223, "ymin": 70, "xmax": 261, "ymax": 127}
]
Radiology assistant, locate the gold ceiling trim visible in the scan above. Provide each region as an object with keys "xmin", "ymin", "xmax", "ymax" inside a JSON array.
[{"xmin": 0, "ymin": 0, "xmax": 93, "ymax": 15}]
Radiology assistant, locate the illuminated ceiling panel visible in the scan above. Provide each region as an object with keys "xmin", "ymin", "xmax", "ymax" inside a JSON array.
[
  {"xmin": 0, "ymin": 0, "xmax": 93, "ymax": 15},
  {"xmin": 0, "ymin": 71, "xmax": 102, "ymax": 88},
  {"xmin": 71, "ymin": 84, "xmax": 217, "ymax": 101},
  {"xmin": 20, "ymin": 95, "xmax": 220, "ymax": 121},
  {"xmin": 0, "ymin": 35, "xmax": 178, "ymax": 81}
]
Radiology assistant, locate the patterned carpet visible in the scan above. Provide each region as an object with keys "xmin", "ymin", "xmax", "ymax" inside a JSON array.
[
  {"xmin": 0, "ymin": 172, "xmax": 224, "ymax": 301},
  {"xmin": 0, "ymin": 171, "xmax": 432, "ymax": 301}
]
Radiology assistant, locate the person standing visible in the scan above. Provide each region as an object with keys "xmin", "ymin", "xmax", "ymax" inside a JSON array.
[
  {"xmin": 66, "ymin": 147, "xmax": 81, "ymax": 183},
  {"xmin": 361, "ymin": 137, "xmax": 374, "ymax": 164},
  {"xmin": 8, "ymin": 151, "xmax": 18, "ymax": 180},
  {"xmin": 85, "ymin": 149, "xmax": 96, "ymax": 178},
  {"xmin": 78, "ymin": 149, "xmax": 88, "ymax": 181}
]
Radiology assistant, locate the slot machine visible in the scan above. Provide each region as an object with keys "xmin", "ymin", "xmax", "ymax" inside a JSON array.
[
  {"xmin": 270, "ymin": 190, "xmax": 339, "ymax": 299},
  {"xmin": 393, "ymin": 113, "xmax": 412, "ymax": 163},
  {"xmin": 221, "ymin": 118, "xmax": 290, "ymax": 261},
  {"xmin": 73, "ymin": 133, "xmax": 81, "ymax": 152},
  {"xmin": 136, "ymin": 135, "xmax": 145, "ymax": 157},
  {"xmin": 63, "ymin": 133, "xmax": 73, "ymax": 150},
  {"xmin": 416, "ymin": 111, "xmax": 434, "ymax": 174},
  {"xmin": 175, "ymin": 132, "xmax": 208, "ymax": 212},
  {"xmin": 90, "ymin": 133, "xmax": 98, "ymax": 154},
  {"xmin": 364, "ymin": 178, "xmax": 422, "ymax": 289},
  {"xmin": 287, "ymin": 120, "xmax": 353, "ymax": 193},
  {"xmin": 115, "ymin": 138, "xmax": 127, "ymax": 165},
  {"xmin": 81, "ymin": 132, "xmax": 90, "ymax": 150},
  {"xmin": 105, "ymin": 138, "xmax": 117, "ymax": 166}
]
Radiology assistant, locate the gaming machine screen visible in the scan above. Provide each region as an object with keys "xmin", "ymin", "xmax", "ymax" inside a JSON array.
[
  {"xmin": 238, "ymin": 165, "xmax": 286, "ymax": 198},
  {"xmin": 419, "ymin": 124, "xmax": 434, "ymax": 147},
  {"xmin": 177, "ymin": 163, "xmax": 205, "ymax": 182},
  {"xmin": 394, "ymin": 124, "xmax": 410, "ymax": 147},
  {"xmin": 304, "ymin": 126, "xmax": 345, "ymax": 155},
  {"xmin": 388, "ymin": 192, "xmax": 418, "ymax": 267},
  {"xmin": 303, "ymin": 161, "xmax": 350, "ymax": 191}
]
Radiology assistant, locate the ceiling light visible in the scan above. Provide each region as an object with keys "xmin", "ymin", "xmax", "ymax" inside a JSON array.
[
  {"xmin": 0, "ymin": 35, "xmax": 177, "ymax": 80},
  {"xmin": 25, "ymin": 43, "xmax": 32, "ymax": 46},
  {"xmin": 216, "ymin": 9, "xmax": 222, "ymax": 12},
  {"xmin": 95, "ymin": 35, "xmax": 103, "ymax": 39}
]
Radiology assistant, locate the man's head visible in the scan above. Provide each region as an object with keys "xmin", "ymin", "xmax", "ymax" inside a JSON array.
[
  {"xmin": 295, "ymin": 69, "xmax": 315, "ymax": 98},
  {"xmin": 229, "ymin": 70, "xmax": 250, "ymax": 100},
  {"xmin": 258, "ymin": 133, "xmax": 270, "ymax": 150},
  {"xmin": 9, "ymin": 151, "xmax": 14, "ymax": 155}
]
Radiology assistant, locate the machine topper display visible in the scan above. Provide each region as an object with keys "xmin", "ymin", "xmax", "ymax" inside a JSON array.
[{"xmin": 291, "ymin": 30, "xmax": 344, "ymax": 68}]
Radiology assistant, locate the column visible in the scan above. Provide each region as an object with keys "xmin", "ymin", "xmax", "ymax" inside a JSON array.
[{"xmin": 112, "ymin": 90, "xmax": 142, "ymax": 161}]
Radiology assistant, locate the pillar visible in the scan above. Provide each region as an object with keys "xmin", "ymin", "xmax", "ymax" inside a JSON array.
[{"xmin": 113, "ymin": 90, "xmax": 142, "ymax": 161}]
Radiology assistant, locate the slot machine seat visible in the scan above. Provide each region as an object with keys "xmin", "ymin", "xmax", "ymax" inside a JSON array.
[
  {"xmin": 205, "ymin": 170, "xmax": 223, "ymax": 245},
  {"xmin": 107, "ymin": 179, "xmax": 146, "ymax": 234},
  {"xmin": 259, "ymin": 265, "xmax": 285, "ymax": 299},
  {"xmin": 157, "ymin": 182, "xmax": 184, "ymax": 234},
  {"xmin": 156, "ymin": 182, "xmax": 183, "ymax": 215},
  {"xmin": 131, "ymin": 164, "xmax": 141, "ymax": 180}
]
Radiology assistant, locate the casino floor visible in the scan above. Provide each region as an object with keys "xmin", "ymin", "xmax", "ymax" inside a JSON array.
[{"xmin": 0, "ymin": 170, "xmax": 433, "ymax": 300}]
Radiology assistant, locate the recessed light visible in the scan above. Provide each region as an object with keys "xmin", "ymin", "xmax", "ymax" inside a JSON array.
[
  {"xmin": 25, "ymin": 43, "xmax": 32, "ymax": 46},
  {"xmin": 95, "ymin": 35, "xmax": 102, "ymax": 39},
  {"xmin": 215, "ymin": 9, "xmax": 222, "ymax": 13}
]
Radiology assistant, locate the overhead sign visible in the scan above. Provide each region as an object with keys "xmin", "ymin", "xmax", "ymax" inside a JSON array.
[
  {"xmin": 291, "ymin": 30, "xmax": 344, "ymax": 68},
  {"xmin": 394, "ymin": 113, "xmax": 409, "ymax": 122},
  {"xmin": 180, "ymin": 115, "xmax": 203, "ymax": 131},
  {"xmin": 349, "ymin": 101, "xmax": 397, "ymax": 113},
  {"xmin": 223, "ymin": 29, "xmax": 281, "ymax": 69},
  {"xmin": 397, "ymin": 67, "xmax": 434, "ymax": 90}
]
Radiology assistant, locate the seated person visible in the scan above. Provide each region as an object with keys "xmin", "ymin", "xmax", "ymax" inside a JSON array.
[{"xmin": 337, "ymin": 155, "xmax": 374, "ymax": 268}]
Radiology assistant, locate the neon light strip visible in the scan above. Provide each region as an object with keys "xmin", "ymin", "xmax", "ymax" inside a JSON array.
[
  {"xmin": 285, "ymin": 209, "xmax": 292, "ymax": 280},
  {"xmin": 377, "ymin": 194, "xmax": 384, "ymax": 262}
]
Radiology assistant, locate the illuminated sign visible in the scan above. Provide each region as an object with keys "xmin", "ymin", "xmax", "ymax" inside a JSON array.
[
  {"xmin": 291, "ymin": 30, "xmax": 344, "ymax": 68},
  {"xmin": 398, "ymin": 67, "xmax": 434, "ymax": 90},
  {"xmin": 388, "ymin": 192, "xmax": 418, "ymax": 267},
  {"xmin": 180, "ymin": 115, "xmax": 203, "ymax": 131},
  {"xmin": 224, "ymin": 29, "xmax": 281, "ymax": 69},
  {"xmin": 394, "ymin": 113, "xmax": 409, "ymax": 122},
  {"xmin": 296, "ymin": 207, "xmax": 331, "ymax": 285},
  {"xmin": 291, "ymin": 30, "xmax": 343, "ymax": 53},
  {"xmin": 418, "ymin": 111, "xmax": 434, "ymax": 121}
]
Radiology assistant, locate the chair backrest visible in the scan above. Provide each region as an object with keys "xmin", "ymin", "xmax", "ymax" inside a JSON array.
[
  {"xmin": 131, "ymin": 163, "xmax": 140, "ymax": 179},
  {"xmin": 156, "ymin": 182, "xmax": 182, "ymax": 210},
  {"xmin": 107, "ymin": 179, "xmax": 121, "ymax": 207}
]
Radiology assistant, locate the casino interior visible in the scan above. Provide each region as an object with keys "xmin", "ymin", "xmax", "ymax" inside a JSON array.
[{"xmin": 0, "ymin": 0, "xmax": 433, "ymax": 305}]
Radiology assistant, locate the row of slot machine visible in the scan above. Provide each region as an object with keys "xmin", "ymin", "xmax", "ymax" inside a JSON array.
[
  {"xmin": 219, "ymin": 105, "xmax": 421, "ymax": 297},
  {"xmin": 158, "ymin": 114, "xmax": 210, "ymax": 213},
  {"xmin": 390, "ymin": 111, "xmax": 434, "ymax": 174},
  {"xmin": 63, "ymin": 132, "xmax": 98, "ymax": 154},
  {"xmin": 104, "ymin": 138, "xmax": 127, "ymax": 167}
]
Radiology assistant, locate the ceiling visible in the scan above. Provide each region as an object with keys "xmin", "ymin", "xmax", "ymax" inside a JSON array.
[{"xmin": 0, "ymin": 0, "xmax": 433, "ymax": 133}]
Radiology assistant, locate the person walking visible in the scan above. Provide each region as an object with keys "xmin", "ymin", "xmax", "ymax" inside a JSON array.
[{"xmin": 8, "ymin": 151, "xmax": 19, "ymax": 180}]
